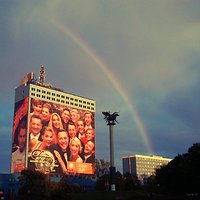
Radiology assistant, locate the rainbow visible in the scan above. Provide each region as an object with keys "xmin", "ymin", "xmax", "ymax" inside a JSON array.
[{"xmin": 47, "ymin": 16, "xmax": 154, "ymax": 154}]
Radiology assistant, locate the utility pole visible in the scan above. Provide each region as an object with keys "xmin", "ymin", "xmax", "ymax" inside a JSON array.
[{"xmin": 102, "ymin": 111, "xmax": 119, "ymax": 191}]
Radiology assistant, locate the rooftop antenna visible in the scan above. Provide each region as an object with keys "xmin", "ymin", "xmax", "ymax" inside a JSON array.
[{"xmin": 39, "ymin": 64, "xmax": 45, "ymax": 85}]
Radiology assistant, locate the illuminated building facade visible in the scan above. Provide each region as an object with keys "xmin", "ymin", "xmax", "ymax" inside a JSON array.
[
  {"xmin": 10, "ymin": 70, "xmax": 96, "ymax": 176},
  {"xmin": 122, "ymin": 154, "xmax": 172, "ymax": 183}
]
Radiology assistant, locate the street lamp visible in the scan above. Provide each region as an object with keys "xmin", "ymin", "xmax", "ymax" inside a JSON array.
[{"xmin": 102, "ymin": 111, "xmax": 119, "ymax": 191}]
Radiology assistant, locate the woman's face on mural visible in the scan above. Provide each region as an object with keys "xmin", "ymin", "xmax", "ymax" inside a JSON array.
[
  {"xmin": 42, "ymin": 130, "xmax": 53, "ymax": 147},
  {"xmin": 52, "ymin": 115, "xmax": 61, "ymax": 129}
]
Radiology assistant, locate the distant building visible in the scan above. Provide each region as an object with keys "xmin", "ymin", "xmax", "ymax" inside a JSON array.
[{"xmin": 122, "ymin": 154, "xmax": 172, "ymax": 183}]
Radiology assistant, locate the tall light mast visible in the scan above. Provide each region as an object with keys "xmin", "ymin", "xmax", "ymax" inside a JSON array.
[{"xmin": 102, "ymin": 111, "xmax": 119, "ymax": 191}]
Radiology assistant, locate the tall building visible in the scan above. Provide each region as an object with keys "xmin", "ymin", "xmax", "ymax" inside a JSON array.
[
  {"xmin": 122, "ymin": 154, "xmax": 172, "ymax": 183},
  {"xmin": 10, "ymin": 68, "xmax": 96, "ymax": 176}
]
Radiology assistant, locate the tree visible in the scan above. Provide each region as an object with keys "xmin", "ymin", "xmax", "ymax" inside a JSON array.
[
  {"xmin": 95, "ymin": 159, "xmax": 110, "ymax": 178},
  {"xmin": 122, "ymin": 172, "xmax": 140, "ymax": 191},
  {"xmin": 115, "ymin": 171, "xmax": 123, "ymax": 190},
  {"xmin": 17, "ymin": 170, "xmax": 49, "ymax": 200},
  {"xmin": 95, "ymin": 174, "xmax": 109, "ymax": 190},
  {"xmin": 154, "ymin": 143, "xmax": 200, "ymax": 194}
]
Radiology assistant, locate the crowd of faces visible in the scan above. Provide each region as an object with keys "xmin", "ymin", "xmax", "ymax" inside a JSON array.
[{"xmin": 28, "ymin": 98, "xmax": 95, "ymax": 174}]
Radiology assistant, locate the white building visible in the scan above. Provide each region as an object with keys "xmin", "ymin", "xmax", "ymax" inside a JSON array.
[{"xmin": 122, "ymin": 154, "xmax": 172, "ymax": 183}]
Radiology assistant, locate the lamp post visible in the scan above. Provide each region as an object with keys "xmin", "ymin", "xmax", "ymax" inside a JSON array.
[{"xmin": 102, "ymin": 112, "xmax": 119, "ymax": 191}]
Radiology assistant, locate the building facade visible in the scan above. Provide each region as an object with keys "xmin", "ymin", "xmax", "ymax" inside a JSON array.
[
  {"xmin": 122, "ymin": 154, "xmax": 172, "ymax": 183},
  {"xmin": 11, "ymin": 71, "xmax": 96, "ymax": 176}
]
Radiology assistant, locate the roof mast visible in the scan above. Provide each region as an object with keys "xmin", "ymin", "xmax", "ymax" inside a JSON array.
[{"xmin": 39, "ymin": 64, "xmax": 45, "ymax": 85}]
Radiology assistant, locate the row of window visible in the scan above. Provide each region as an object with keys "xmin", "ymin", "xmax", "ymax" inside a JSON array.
[
  {"xmin": 30, "ymin": 87, "xmax": 95, "ymax": 111},
  {"xmin": 137, "ymin": 168, "xmax": 155, "ymax": 172},
  {"xmin": 136, "ymin": 161, "xmax": 166, "ymax": 166},
  {"xmin": 137, "ymin": 172, "xmax": 152, "ymax": 176},
  {"xmin": 136, "ymin": 159, "xmax": 169, "ymax": 164},
  {"xmin": 136, "ymin": 165, "xmax": 159, "ymax": 170},
  {"xmin": 31, "ymin": 87, "xmax": 95, "ymax": 106}
]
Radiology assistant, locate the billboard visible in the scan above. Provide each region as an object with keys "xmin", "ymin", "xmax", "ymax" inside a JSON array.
[
  {"xmin": 11, "ymin": 97, "xmax": 29, "ymax": 173},
  {"xmin": 27, "ymin": 97, "xmax": 96, "ymax": 175}
]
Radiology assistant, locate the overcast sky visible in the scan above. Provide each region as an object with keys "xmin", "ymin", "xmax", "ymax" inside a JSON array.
[{"xmin": 1, "ymin": 0, "xmax": 200, "ymax": 173}]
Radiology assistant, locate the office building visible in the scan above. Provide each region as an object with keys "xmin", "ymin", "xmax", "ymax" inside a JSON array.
[
  {"xmin": 11, "ymin": 67, "xmax": 96, "ymax": 176},
  {"xmin": 122, "ymin": 154, "xmax": 172, "ymax": 183}
]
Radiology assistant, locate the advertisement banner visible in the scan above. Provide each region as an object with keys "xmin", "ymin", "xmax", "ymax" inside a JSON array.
[
  {"xmin": 27, "ymin": 97, "xmax": 96, "ymax": 176},
  {"xmin": 11, "ymin": 97, "xmax": 29, "ymax": 173}
]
